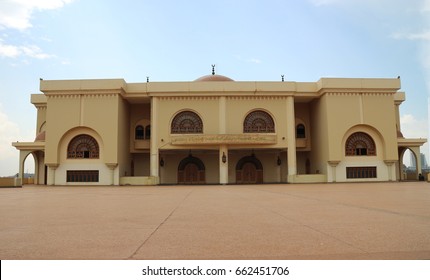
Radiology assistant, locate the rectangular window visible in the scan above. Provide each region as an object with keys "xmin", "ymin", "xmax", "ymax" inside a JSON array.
[
  {"xmin": 346, "ymin": 166, "xmax": 377, "ymax": 179},
  {"xmin": 67, "ymin": 170, "xmax": 99, "ymax": 182}
]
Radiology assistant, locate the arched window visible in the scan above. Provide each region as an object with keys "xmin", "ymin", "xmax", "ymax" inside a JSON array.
[
  {"xmin": 345, "ymin": 132, "xmax": 376, "ymax": 156},
  {"xmin": 243, "ymin": 110, "xmax": 275, "ymax": 133},
  {"xmin": 135, "ymin": 125, "xmax": 144, "ymax": 139},
  {"xmin": 296, "ymin": 124, "xmax": 306, "ymax": 138},
  {"xmin": 145, "ymin": 125, "xmax": 151, "ymax": 139},
  {"xmin": 67, "ymin": 134, "xmax": 99, "ymax": 159},
  {"xmin": 171, "ymin": 111, "xmax": 203, "ymax": 134}
]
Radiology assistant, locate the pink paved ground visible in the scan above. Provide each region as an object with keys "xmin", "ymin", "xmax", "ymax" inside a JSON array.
[{"xmin": 0, "ymin": 182, "xmax": 429, "ymax": 260}]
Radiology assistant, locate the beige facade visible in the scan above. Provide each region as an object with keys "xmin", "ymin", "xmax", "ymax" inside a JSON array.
[{"xmin": 12, "ymin": 74, "xmax": 426, "ymax": 186}]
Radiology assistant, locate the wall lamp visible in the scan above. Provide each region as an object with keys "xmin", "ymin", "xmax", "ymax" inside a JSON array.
[
  {"xmin": 160, "ymin": 157, "xmax": 164, "ymax": 167},
  {"xmin": 222, "ymin": 152, "xmax": 227, "ymax": 163},
  {"xmin": 277, "ymin": 156, "xmax": 282, "ymax": 166}
]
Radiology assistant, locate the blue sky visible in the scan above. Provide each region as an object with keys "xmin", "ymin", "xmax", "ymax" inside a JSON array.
[{"xmin": 0, "ymin": 0, "xmax": 429, "ymax": 176}]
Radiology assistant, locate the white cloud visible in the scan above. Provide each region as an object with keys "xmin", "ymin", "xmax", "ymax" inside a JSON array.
[
  {"xmin": 392, "ymin": 31, "xmax": 430, "ymax": 41},
  {"xmin": 0, "ymin": 107, "xmax": 21, "ymax": 155},
  {"xmin": 0, "ymin": 0, "xmax": 75, "ymax": 30},
  {"xmin": 424, "ymin": 0, "xmax": 430, "ymax": 12},
  {"xmin": 247, "ymin": 58, "xmax": 262, "ymax": 64},
  {"xmin": 0, "ymin": 106, "xmax": 23, "ymax": 176},
  {"xmin": 0, "ymin": 39, "xmax": 53, "ymax": 59},
  {"xmin": 0, "ymin": 40, "xmax": 20, "ymax": 57},
  {"xmin": 235, "ymin": 55, "xmax": 263, "ymax": 64},
  {"xmin": 309, "ymin": 0, "xmax": 340, "ymax": 6},
  {"xmin": 400, "ymin": 114, "xmax": 428, "ymax": 139},
  {"xmin": 0, "ymin": 0, "xmax": 73, "ymax": 61},
  {"xmin": 0, "ymin": 104, "xmax": 36, "ymax": 176},
  {"xmin": 400, "ymin": 113, "xmax": 429, "ymax": 167}
]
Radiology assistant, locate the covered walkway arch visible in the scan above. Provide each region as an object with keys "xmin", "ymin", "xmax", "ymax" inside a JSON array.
[
  {"xmin": 12, "ymin": 142, "xmax": 46, "ymax": 186},
  {"xmin": 397, "ymin": 138, "xmax": 426, "ymax": 181}
]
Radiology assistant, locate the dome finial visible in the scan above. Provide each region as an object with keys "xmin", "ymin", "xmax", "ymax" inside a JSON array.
[{"xmin": 211, "ymin": 64, "xmax": 216, "ymax": 75}]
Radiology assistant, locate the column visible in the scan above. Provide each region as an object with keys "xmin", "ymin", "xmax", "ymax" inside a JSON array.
[
  {"xmin": 16, "ymin": 150, "xmax": 33, "ymax": 186},
  {"xmin": 150, "ymin": 97, "xmax": 159, "ymax": 184},
  {"xmin": 395, "ymin": 103, "xmax": 401, "ymax": 133},
  {"xmin": 286, "ymin": 96, "xmax": 297, "ymax": 182},
  {"xmin": 219, "ymin": 97, "xmax": 228, "ymax": 184},
  {"xmin": 328, "ymin": 161, "xmax": 340, "ymax": 182},
  {"xmin": 106, "ymin": 163, "xmax": 118, "ymax": 185},
  {"xmin": 411, "ymin": 147, "xmax": 422, "ymax": 180},
  {"xmin": 46, "ymin": 164, "xmax": 58, "ymax": 186},
  {"xmin": 384, "ymin": 160, "xmax": 396, "ymax": 181},
  {"xmin": 276, "ymin": 152, "xmax": 282, "ymax": 183},
  {"xmin": 219, "ymin": 145, "xmax": 228, "ymax": 184}
]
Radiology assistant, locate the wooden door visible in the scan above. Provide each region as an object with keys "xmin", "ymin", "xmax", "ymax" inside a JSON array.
[
  {"xmin": 242, "ymin": 162, "xmax": 257, "ymax": 183},
  {"xmin": 184, "ymin": 163, "xmax": 198, "ymax": 184},
  {"xmin": 178, "ymin": 163, "xmax": 205, "ymax": 184}
]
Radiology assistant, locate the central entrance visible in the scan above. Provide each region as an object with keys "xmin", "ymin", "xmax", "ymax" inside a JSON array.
[
  {"xmin": 236, "ymin": 155, "xmax": 263, "ymax": 184},
  {"xmin": 178, "ymin": 155, "xmax": 205, "ymax": 184}
]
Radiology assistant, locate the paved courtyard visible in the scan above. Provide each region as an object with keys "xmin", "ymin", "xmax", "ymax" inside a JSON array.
[{"xmin": 0, "ymin": 182, "xmax": 429, "ymax": 260}]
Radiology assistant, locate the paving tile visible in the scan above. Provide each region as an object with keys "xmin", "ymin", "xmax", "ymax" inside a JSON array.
[{"xmin": 0, "ymin": 182, "xmax": 429, "ymax": 259}]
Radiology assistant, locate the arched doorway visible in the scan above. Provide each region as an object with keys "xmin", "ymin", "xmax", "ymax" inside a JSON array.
[
  {"xmin": 399, "ymin": 148, "xmax": 418, "ymax": 180},
  {"xmin": 177, "ymin": 155, "xmax": 205, "ymax": 184},
  {"xmin": 236, "ymin": 155, "xmax": 263, "ymax": 184},
  {"xmin": 23, "ymin": 153, "xmax": 35, "ymax": 185}
]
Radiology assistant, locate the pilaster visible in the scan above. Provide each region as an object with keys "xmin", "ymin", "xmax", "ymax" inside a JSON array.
[
  {"xmin": 286, "ymin": 96, "xmax": 297, "ymax": 181},
  {"xmin": 150, "ymin": 97, "xmax": 159, "ymax": 182},
  {"xmin": 219, "ymin": 145, "xmax": 228, "ymax": 184}
]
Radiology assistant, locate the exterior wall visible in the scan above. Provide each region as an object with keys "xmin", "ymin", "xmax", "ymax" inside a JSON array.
[
  {"xmin": 280, "ymin": 151, "xmax": 288, "ymax": 182},
  {"xmin": 45, "ymin": 93, "xmax": 122, "ymax": 185},
  {"xmin": 132, "ymin": 153, "xmax": 150, "ymax": 176},
  {"xmin": 129, "ymin": 103, "xmax": 150, "ymax": 153},
  {"xmin": 45, "ymin": 94, "xmax": 120, "ymax": 165},
  {"xmin": 118, "ymin": 96, "xmax": 131, "ymax": 179},
  {"xmin": 335, "ymin": 125, "xmax": 388, "ymax": 182},
  {"xmin": 55, "ymin": 126, "xmax": 107, "ymax": 185},
  {"xmin": 309, "ymin": 95, "xmax": 329, "ymax": 175},
  {"xmin": 295, "ymin": 103, "xmax": 311, "ymax": 152},
  {"xmin": 45, "ymin": 95, "xmax": 80, "ymax": 165},
  {"xmin": 362, "ymin": 94, "xmax": 398, "ymax": 160},
  {"xmin": 0, "ymin": 178, "xmax": 17, "ymax": 187},
  {"xmin": 56, "ymin": 163, "xmax": 112, "ymax": 185},
  {"xmin": 297, "ymin": 152, "xmax": 310, "ymax": 174},
  {"xmin": 324, "ymin": 93, "xmax": 398, "ymax": 182},
  {"xmin": 0, "ymin": 178, "xmax": 34, "ymax": 187},
  {"xmin": 34, "ymin": 151, "xmax": 45, "ymax": 184},
  {"xmin": 226, "ymin": 97, "xmax": 288, "ymax": 148},
  {"xmin": 159, "ymin": 152, "xmax": 219, "ymax": 184},
  {"xmin": 36, "ymin": 107, "xmax": 47, "ymax": 133},
  {"xmin": 325, "ymin": 93, "xmax": 397, "ymax": 161},
  {"xmin": 159, "ymin": 150, "xmax": 282, "ymax": 184},
  {"xmin": 155, "ymin": 96, "xmax": 292, "ymax": 151},
  {"xmin": 16, "ymin": 77, "xmax": 418, "ymax": 185},
  {"xmin": 157, "ymin": 97, "xmax": 220, "ymax": 150}
]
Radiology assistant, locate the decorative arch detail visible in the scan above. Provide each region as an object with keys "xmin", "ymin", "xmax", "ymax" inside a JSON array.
[
  {"xmin": 67, "ymin": 134, "xmax": 99, "ymax": 159},
  {"xmin": 134, "ymin": 119, "xmax": 151, "ymax": 140},
  {"xmin": 171, "ymin": 111, "xmax": 203, "ymax": 134},
  {"xmin": 178, "ymin": 155, "xmax": 205, "ymax": 184},
  {"xmin": 345, "ymin": 132, "xmax": 376, "ymax": 156},
  {"xmin": 243, "ymin": 110, "xmax": 275, "ymax": 133},
  {"xmin": 236, "ymin": 155, "xmax": 263, "ymax": 184},
  {"xmin": 296, "ymin": 124, "xmax": 306, "ymax": 138},
  {"xmin": 135, "ymin": 125, "xmax": 144, "ymax": 139}
]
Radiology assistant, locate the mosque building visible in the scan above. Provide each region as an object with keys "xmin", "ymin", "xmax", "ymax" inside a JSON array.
[{"xmin": 12, "ymin": 69, "xmax": 426, "ymax": 186}]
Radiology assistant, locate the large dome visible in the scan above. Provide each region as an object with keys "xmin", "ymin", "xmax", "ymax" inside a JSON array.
[{"xmin": 194, "ymin": 74, "xmax": 234, "ymax": 82}]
